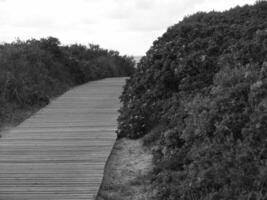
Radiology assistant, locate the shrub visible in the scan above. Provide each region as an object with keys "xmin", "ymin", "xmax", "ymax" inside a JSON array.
[
  {"xmin": 117, "ymin": 2, "xmax": 267, "ymax": 199},
  {"xmin": 0, "ymin": 37, "xmax": 135, "ymax": 129}
]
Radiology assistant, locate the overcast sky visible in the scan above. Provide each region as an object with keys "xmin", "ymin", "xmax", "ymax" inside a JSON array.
[{"xmin": 0, "ymin": 0, "xmax": 256, "ymax": 56}]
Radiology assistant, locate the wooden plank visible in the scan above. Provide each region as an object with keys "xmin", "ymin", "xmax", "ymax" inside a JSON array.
[{"xmin": 0, "ymin": 77, "xmax": 126, "ymax": 200}]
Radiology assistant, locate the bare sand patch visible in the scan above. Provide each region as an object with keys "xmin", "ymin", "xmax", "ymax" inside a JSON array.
[{"xmin": 97, "ymin": 138, "xmax": 153, "ymax": 200}]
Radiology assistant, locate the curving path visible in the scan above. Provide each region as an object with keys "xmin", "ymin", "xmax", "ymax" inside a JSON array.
[{"xmin": 0, "ymin": 77, "xmax": 126, "ymax": 200}]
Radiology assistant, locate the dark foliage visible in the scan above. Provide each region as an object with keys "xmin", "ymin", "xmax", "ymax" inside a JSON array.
[
  {"xmin": 117, "ymin": 2, "xmax": 267, "ymax": 199},
  {"xmin": 0, "ymin": 37, "xmax": 135, "ymax": 128}
]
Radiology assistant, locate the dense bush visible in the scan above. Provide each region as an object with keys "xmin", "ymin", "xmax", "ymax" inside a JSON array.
[
  {"xmin": 117, "ymin": 2, "xmax": 267, "ymax": 199},
  {"xmin": 0, "ymin": 37, "xmax": 135, "ymax": 129}
]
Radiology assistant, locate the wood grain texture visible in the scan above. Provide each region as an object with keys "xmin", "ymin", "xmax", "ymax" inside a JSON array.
[{"xmin": 0, "ymin": 77, "xmax": 126, "ymax": 200}]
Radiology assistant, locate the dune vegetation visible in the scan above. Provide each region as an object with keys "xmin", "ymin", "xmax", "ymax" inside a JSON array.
[
  {"xmin": 117, "ymin": 1, "xmax": 267, "ymax": 199},
  {"xmin": 0, "ymin": 37, "xmax": 135, "ymax": 130}
]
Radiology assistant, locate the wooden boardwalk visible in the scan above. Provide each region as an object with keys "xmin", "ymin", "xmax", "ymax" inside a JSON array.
[{"xmin": 0, "ymin": 77, "xmax": 126, "ymax": 200}]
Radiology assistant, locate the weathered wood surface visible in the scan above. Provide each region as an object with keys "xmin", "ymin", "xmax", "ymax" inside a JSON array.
[{"xmin": 0, "ymin": 77, "xmax": 126, "ymax": 200}]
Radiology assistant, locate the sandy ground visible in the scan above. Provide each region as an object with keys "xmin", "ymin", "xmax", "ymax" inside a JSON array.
[{"xmin": 96, "ymin": 138, "xmax": 153, "ymax": 200}]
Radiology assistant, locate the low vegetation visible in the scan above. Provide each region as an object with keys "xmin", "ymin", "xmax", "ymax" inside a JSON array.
[
  {"xmin": 0, "ymin": 37, "xmax": 135, "ymax": 130},
  {"xmin": 117, "ymin": 2, "xmax": 267, "ymax": 199}
]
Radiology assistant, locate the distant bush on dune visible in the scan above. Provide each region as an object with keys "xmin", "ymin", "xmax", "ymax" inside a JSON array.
[
  {"xmin": 117, "ymin": 2, "xmax": 267, "ymax": 199},
  {"xmin": 0, "ymin": 37, "xmax": 135, "ymax": 129}
]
